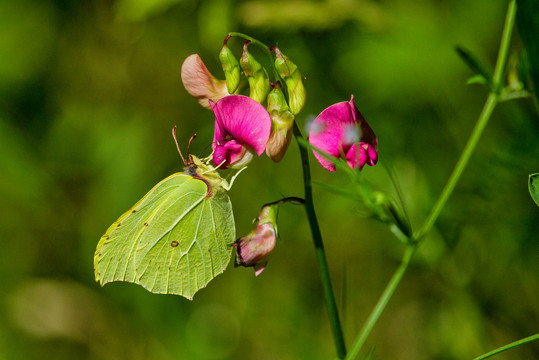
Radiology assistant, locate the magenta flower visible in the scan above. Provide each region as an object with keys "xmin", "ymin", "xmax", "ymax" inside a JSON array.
[
  {"xmin": 210, "ymin": 95, "xmax": 272, "ymax": 169},
  {"xmin": 234, "ymin": 205, "xmax": 278, "ymax": 276},
  {"xmin": 309, "ymin": 95, "xmax": 378, "ymax": 171},
  {"xmin": 181, "ymin": 54, "xmax": 228, "ymax": 109}
]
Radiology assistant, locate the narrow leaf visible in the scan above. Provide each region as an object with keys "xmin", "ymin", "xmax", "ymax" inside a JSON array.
[
  {"xmin": 472, "ymin": 333, "xmax": 539, "ymax": 360},
  {"xmin": 312, "ymin": 180, "xmax": 361, "ymax": 200},
  {"xmin": 529, "ymin": 173, "xmax": 539, "ymax": 207},
  {"xmin": 467, "ymin": 74, "xmax": 489, "ymax": 86},
  {"xmin": 455, "ymin": 46, "xmax": 494, "ymax": 88}
]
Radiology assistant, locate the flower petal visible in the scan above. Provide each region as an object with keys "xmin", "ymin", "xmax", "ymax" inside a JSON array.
[
  {"xmin": 211, "ymin": 95, "xmax": 271, "ymax": 155},
  {"xmin": 308, "ymin": 100, "xmax": 356, "ymax": 171},
  {"xmin": 350, "ymin": 95, "xmax": 377, "ymax": 151},
  {"xmin": 213, "ymin": 139, "xmax": 247, "ymax": 168},
  {"xmin": 181, "ymin": 54, "xmax": 228, "ymax": 109},
  {"xmin": 235, "ymin": 223, "xmax": 276, "ymax": 267},
  {"xmin": 345, "ymin": 142, "xmax": 378, "ymax": 170}
]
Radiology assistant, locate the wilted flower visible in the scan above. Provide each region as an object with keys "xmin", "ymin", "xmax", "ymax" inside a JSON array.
[
  {"xmin": 210, "ymin": 95, "xmax": 271, "ymax": 169},
  {"xmin": 181, "ymin": 54, "xmax": 229, "ymax": 109},
  {"xmin": 309, "ymin": 95, "xmax": 377, "ymax": 171},
  {"xmin": 235, "ymin": 204, "xmax": 278, "ymax": 276},
  {"xmin": 266, "ymin": 82, "xmax": 295, "ymax": 162}
]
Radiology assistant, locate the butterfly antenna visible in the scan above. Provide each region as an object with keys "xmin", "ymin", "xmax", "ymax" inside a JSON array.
[
  {"xmin": 187, "ymin": 133, "xmax": 197, "ymax": 156},
  {"xmin": 172, "ymin": 126, "xmax": 186, "ymax": 163}
]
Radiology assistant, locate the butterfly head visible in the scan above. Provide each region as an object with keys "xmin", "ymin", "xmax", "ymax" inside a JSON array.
[{"xmin": 172, "ymin": 126, "xmax": 229, "ymax": 194}]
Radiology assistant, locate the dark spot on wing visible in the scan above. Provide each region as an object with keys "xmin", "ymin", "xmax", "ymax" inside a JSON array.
[
  {"xmin": 171, "ymin": 240, "xmax": 179, "ymax": 248},
  {"xmin": 144, "ymin": 223, "xmax": 149, "ymax": 227},
  {"xmin": 132, "ymin": 209, "xmax": 136, "ymax": 213}
]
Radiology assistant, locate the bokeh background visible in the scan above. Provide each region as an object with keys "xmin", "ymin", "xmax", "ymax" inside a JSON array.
[{"xmin": 1, "ymin": 0, "xmax": 538, "ymax": 359}]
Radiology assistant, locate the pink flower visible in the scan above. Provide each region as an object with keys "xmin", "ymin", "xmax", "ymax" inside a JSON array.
[
  {"xmin": 181, "ymin": 54, "xmax": 228, "ymax": 109},
  {"xmin": 210, "ymin": 95, "xmax": 272, "ymax": 169},
  {"xmin": 234, "ymin": 205, "xmax": 278, "ymax": 276},
  {"xmin": 309, "ymin": 95, "xmax": 378, "ymax": 171}
]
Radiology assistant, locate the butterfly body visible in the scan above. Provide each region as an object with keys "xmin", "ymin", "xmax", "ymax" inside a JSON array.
[{"xmin": 94, "ymin": 155, "xmax": 234, "ymax": 300}]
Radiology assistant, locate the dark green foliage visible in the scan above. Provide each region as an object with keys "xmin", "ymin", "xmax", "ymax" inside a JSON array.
[{"xmin": 516, "ymin": 0, "xmax": 539, "ymax": 106}]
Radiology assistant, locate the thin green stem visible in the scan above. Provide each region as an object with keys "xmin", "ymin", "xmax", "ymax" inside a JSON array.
[
  {"xmin": 472, "ymin": 333, "xmax": 539, "ymax": 360},
  {"xmin": 415, "ymin": 92, "xmax": 498, "ymax": 241},
  {"xmin": 346, "ymin": 1, "xmax": 517, "ymax": 358},
  {"xmin": 293, "ymin": 122, "xmax": 347, "ymax": 359},
  {"xmin": 228, "ymin": 32, "xmax": 282, "ymax": 85},
  {"xmin": 228, "ymin": 32, "xmax": 270, "ymax": 51},
  {"xmin": 415, "ymin": 0, "xmax": 516, "ymax": 242},
  {"xmin": 491, "ymin": 0, "xmax": 517, "ymax": 90},
  {"xmin": 345, "ymin": 245, "xmax": 416, "ymax": 360}
]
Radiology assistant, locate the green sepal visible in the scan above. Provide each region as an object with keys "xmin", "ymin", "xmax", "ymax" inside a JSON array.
[
  {"xmin": 219, "ymin": 36, "xmax": 241, "ymax": 93},
  {"xmin": 271, "ymin": 46, "xmax": 306, "ymax": 115},
  {"xmin": 240, "ymin": 41, "xmax": 270, "ymax": 104}
]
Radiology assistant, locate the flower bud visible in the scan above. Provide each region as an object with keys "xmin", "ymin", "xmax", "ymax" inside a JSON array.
[
  {"xmin": 240, "ymin": 41, "xmax": 271, "ymax": 104},
  {"xmin": 234, "ymin": 204, "xmax": 278, "ymax": 276},
  {"xmin": 266, "ymin": 82, "xmax": 295, "ymax": 162},
  {"xmin": 270, "ymin": 46, "xmax": 306, "ymax": 115},
  {"xmin": 219, "ymin": 35, "xmax": 241, "ymax": 94}
]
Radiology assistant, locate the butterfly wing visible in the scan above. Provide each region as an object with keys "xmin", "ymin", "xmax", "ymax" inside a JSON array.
[{"xmin": 94, "ymin": 173, "xmax": 235, "ymax": 299}]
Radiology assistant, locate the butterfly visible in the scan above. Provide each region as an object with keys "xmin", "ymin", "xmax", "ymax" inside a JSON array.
[{"xmin": 94, "ymin": 128, "xmax": 239, "ymax": 300}]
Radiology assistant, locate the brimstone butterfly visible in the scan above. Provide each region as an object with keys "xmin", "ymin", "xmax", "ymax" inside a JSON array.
[{"xmin": 94, "ymin": 129, "xmax": 237, "ymax": 300}]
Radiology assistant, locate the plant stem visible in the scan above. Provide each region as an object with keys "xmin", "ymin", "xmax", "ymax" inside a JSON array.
[
  {"xmin": 472, "ymin": 333, "xmax": 539, "ymax": 360},
  {"xmin": 293, "ymin": 122, "xmax": 347, "ymax": 359},
  {"xmin": 228, "ymin": 32, "xmax": 270, "ymax": 51},
  {"xmin": 415, "ymin": 0, "xmax": 516, "ymax": 242},
  {"xmin": 346, "ymin": 1, "xmax": 517, "ymax": 358},
  {"xmin": 345, "ymin": 245, "xmax": 416, "ymax": 360},
  {"xmin": 415, "ymin": 92, "xmax": 498, "ymax": 241}
]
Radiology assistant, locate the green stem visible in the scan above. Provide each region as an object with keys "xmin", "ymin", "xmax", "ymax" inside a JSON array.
[
  {"xmin": 415, "ymin": 0, "xmax": 516, "ymax": 242},
  {"xmin": 345, "ymin": 245, "xmax": 416, "ymax": 360},
  {"xmin": 415, "ymin": 92, "xmax": 498, "ymax": 240},
  {"xmin": 472, "ymin": 333, "xmax": 539, "ymax": 360},
  {"xmin": 293, "ymin": 122, "xmax": 347, "ymax": 359},
  {"xmin": 228, "ymin": 32, "xmax": 270, "ymax": 51},
  {"xmin": 228, "ymin": 32, "xmax": 282, "ymax": 84},
  {"xmin": 346, "ymin": 1, "xmax": 517, "ymax": 358}
]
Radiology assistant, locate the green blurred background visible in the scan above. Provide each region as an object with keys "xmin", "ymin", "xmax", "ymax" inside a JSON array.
[{"xmin": 1, "ymin": 0, "xmax": 538, "ymax": 359}]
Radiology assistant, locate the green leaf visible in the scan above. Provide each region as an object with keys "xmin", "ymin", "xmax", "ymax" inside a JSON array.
[
  {"xmin": 455, "ymin": 46, "xmax": 493, "ymax": 89},
  {"xmin": 312, "ymin": 180, "xmax": 361, "ymax": 200},
  {"xmin": 529, "ymin": 173, "xmax": 539, "ymax": 207},
  {"xmin": 364, "ymin": 346, "xmax": 376, "ymax": 360},
  {"xmin": 94, "ymin": 156, "xmax": 235, "ymax": 300},
  {"xmin": 466, "ymin": 74, "xmax": 489, "ymax": 86},
  {"xmin": 516, "ymin": 0, "xmax": 539, "ymax": 108}
]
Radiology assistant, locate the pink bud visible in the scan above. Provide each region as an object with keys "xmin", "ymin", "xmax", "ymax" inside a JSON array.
[
  {"xmin": 181, "ymin": 54, "xmax": 228, "ymax": 109},
  {"xmin": 308, "ymin": 95, "xmax": 378, "ymax": 171},
  {"xmin": 234, "ymin": 205, "xmax": 278, "ymax": 276}
]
